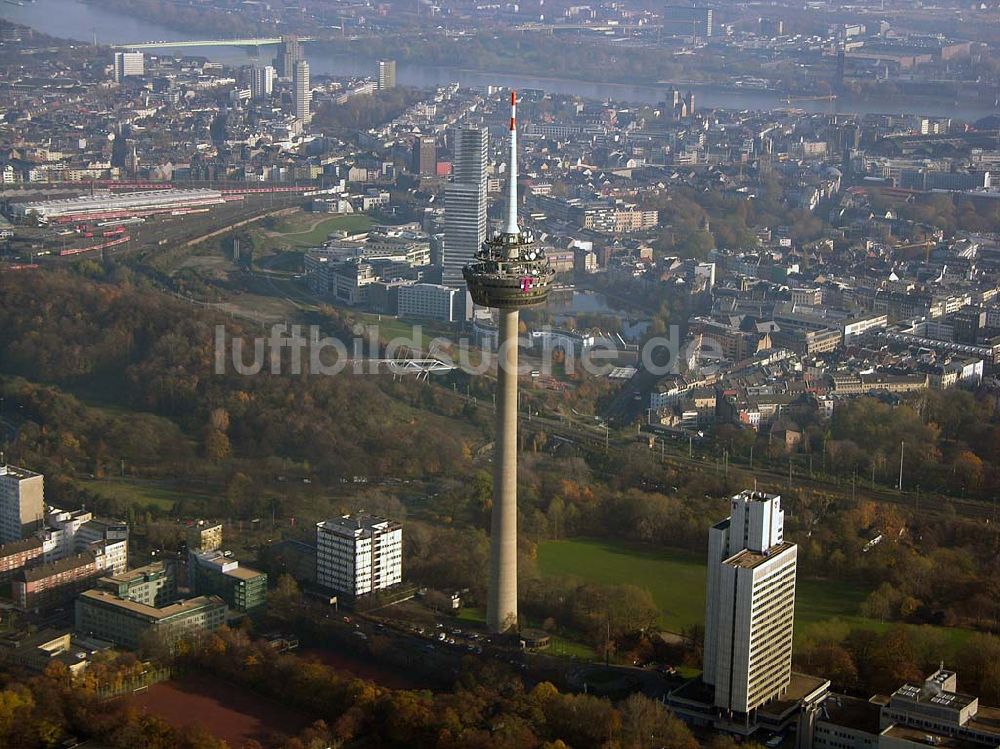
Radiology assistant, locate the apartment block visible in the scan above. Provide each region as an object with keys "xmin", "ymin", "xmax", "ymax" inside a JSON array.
[{"xmin": 13, "ymin": 552, "xmax": 102, "ymax": 612}]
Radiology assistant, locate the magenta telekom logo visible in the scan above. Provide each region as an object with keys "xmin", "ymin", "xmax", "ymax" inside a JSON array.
[{"xmin": 520, "ymin": 276, "xmax": 534, "ymax": 293}]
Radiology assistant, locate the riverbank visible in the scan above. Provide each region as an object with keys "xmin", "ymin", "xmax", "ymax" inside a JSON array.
[{"xmin": 4, "ymin": 0, "xmax": 997, "ymax": 119}]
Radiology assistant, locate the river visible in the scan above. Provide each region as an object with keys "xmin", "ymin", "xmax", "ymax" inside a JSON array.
[{"xmin": 2, "ymin": 0, "xmax": 997, "ymax": 119}]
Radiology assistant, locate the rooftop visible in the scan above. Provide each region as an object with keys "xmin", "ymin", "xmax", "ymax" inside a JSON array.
[
  {"xmin": 317, "ymin": 514, "xmax": 400, "ymax": 538},
  {"xmin": 724, "ymin": 541, "xmax": 796, "ymax": 569},
  {"xmin": 0, "ymin": 536, "xmax": 43, "ymax": 557},
  {"xmin": 18, "ymin": 552, "xmax": 96, "ymax": 582},
  {"xmin": 77, "ymin": 589, "xmax": 225, "ymax": 621},
  {"xmin": 0, "ymin": 464, "xmax": 42, "ymax": 480},
  {"xmin": 882, "ymin": 725, "xmax": 980, "ymax": 749},
  {"xmin": 818, "ymin": 694, "xmax": 883, "ymax": 734},
  {"xmin": 100, "ymin": 561, "xmax": 168, "ymax": 585}
]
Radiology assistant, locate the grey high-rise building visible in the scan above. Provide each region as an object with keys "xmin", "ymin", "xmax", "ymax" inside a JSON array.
[
  {"xmin": 442, "ymin": 126, "xmax": 488, "ymax": 288},
  {"xmin": 293, "ymin": 59, "xmax": 311, "ymax": 124},
  {"xmin": 0, "ymin": 465, "xmax": 44, "ymax": 544},
  {"xmin": 377, "ymin": 59, "xmax": 397, "ymax": 90},
  {"xmin": 276, "ymin": 35, "xmax": 303, "ymax": 79},
  {"xmin": 250, "ymin": 65, "xmax": 275, "ymax": 100},
  {"xmin": 704, "ymin": 490, "xmax": 797, "ymax": 715}
]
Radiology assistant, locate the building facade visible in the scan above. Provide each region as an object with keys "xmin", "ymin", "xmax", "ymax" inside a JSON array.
[
  {"xmin": 13, "ymin": 552, "xmax": 102, "ymax": 612},
  {"xmin": 398, "ymin": 282, "xmax": 458, "ymax": 322},
  {"xmin": 275, "ymin": 35, "xmax": 303, "ymax": 79},
  {"xmin": 412, "ymin": 136, "xmax": 437, "ymax": 177},
  {"xmin": 704, "ymin": 490, "xmax": 798, "ymax": 714},
  {"xmin": 96, "ymin": 561, "xmax": 176, "ymax": 607},
  {"xmin": 0, "ymin": 537, "xmax": 44, "ymax": 581},
  {"xmin": 189, "ymin": 550, "xmax": 268, "ymax": 613},
  {"xmin": 443, "ymin": 126, "xmax": 488, "ymax": 288},
  {"xmin": 316, "ymin": 515, "xmax": 402, "ymax": 597},
  {"xmin": 113, "ymin": 52, "xmax": 144, "ymax": 83},
  {"xmin": 293, "ymin": 59, "xmax": 311, "ymax": 124},
  {"xmin": 0, "ymin": 465, "xmax": 44, "ymax": 544},
  {"xmin": 377, "ymin": 59, "xmax": 396, "ymax": 90},
  {"xmin": 250, "ymin": 65, "xmax": 275, "ymax": 99},
  {"xmin": 75, "ymin": 590, "xmax": 226, "ymax": 651}
]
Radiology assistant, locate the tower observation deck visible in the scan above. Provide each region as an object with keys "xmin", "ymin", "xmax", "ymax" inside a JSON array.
[{"xmin": 463, "ymin": 92, "xmax": 553, "ymax": 634}]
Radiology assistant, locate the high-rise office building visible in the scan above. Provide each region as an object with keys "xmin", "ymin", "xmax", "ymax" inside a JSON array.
[
  {"xmin": 377, "ymin": 59, "xmax": 397, "ymax": 90},
  {"xmin": 113, "ymin": 51, "xmax": 144, "ymax": 83},
  {"xmin": 316, "ymin": 515, "xmax": 402, "ymax": 597},
  {"xmin": 412, "ymin": 135, "xmax": 437, "ymax": 176},
  {"xmin": 250, "ymin": 65, "xmax": 275, "ymax": 100},
  {"xmin": 0, "ymin": 465, "xmax": 43, "ymax": 545},
  {"xmin": 293, "ymin": 59, "xmax": 311, "ymax": 124},
  {"xmin": 704, "ymin": 490, "xmax": 797, "ymax": 715},
  {"xmin": 275, "ymin": 35, "xmax": 303, "ymax": 79},
  {"xmin": 663, "ymin": 6, "xmax": 713, "ymax": 37},
  {"xmin": 443, "ymin": 126, "xmax": 488, "ymax": 287}
]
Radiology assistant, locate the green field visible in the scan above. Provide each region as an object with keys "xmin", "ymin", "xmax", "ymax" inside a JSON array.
[
  {"xmin": 537, "ymin": 539, "xmax": 970, "ymax": 647},
  {"xmin": 78, "ymin": 478, "xmax": 215, "ymax": 512},
  {"xmin": 264, "ymin": 214, "xmax": 373, "ymax": 248}
]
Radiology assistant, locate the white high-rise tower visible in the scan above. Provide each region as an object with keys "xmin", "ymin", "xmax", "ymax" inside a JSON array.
[
  {"xmin": 704, "ymin": 490, "xmax": 797, "ymax": 714},
  {"xmin": 293, "ymin": 59, "xmax": 311, "ymax": 124}
]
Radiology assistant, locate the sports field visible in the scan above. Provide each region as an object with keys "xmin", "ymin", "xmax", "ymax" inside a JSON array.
[
  {"xmin": 128, "ymin": 675, "xmax": 309, "ymax": 746},
  {"xmin": 537, "ymin": 538, "xmax": 902, "ymax": 642}
]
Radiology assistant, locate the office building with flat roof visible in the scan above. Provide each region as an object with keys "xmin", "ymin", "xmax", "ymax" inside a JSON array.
[
  {"xmin": 398, "ymin": 282, "xmax": 458, "ymax": 322},
  {"xmin": 704, "ymin": 490, "xmax": 798, "ymax": 715},
  {"xmin": 316, "ymin": 515, "xmax": 402, "ymax": 597},
  {"xmin": 114, "ymin": 51, "xmax": 144, "ymax": 82},
  {"xmin": 96, "ymin": 561, "xmax": 176, "ymax": 607},
  {"xmin": 800, "ymin": 669, "xmax": 1000, "ymax": 749},
  {"xmin": 0, "ymin": 465, "xmax": 44, "ymax": 544},
  {"xmin": 75, "ymin": 589, "xmax": 226, "ymax": 651},
  {"xmin": 189, "ymin": 550, "xmax": 268, "ymax": 613}
]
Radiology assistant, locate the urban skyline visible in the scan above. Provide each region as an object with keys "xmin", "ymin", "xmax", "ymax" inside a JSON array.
[{"xmin": 0, "ymin": 1, "xmax": 997, "ymax": 746}]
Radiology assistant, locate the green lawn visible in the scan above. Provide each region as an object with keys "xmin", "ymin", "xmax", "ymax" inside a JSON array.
[
  {"xmin": 268, "ymin": 214, "xmax": 373, "ymax": 248},
  {"xmin": 77, "ymin": 478, "xmax": 215, "ymax": 512},
  {"xmin": 537, "ymin": 538, "xmax": 970, "ymax": 648}
]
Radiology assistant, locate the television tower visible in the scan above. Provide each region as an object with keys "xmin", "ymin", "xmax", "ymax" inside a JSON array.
[{"xmin": 464, "ymin": 92, "xmax": 554, "ymax": 634}]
